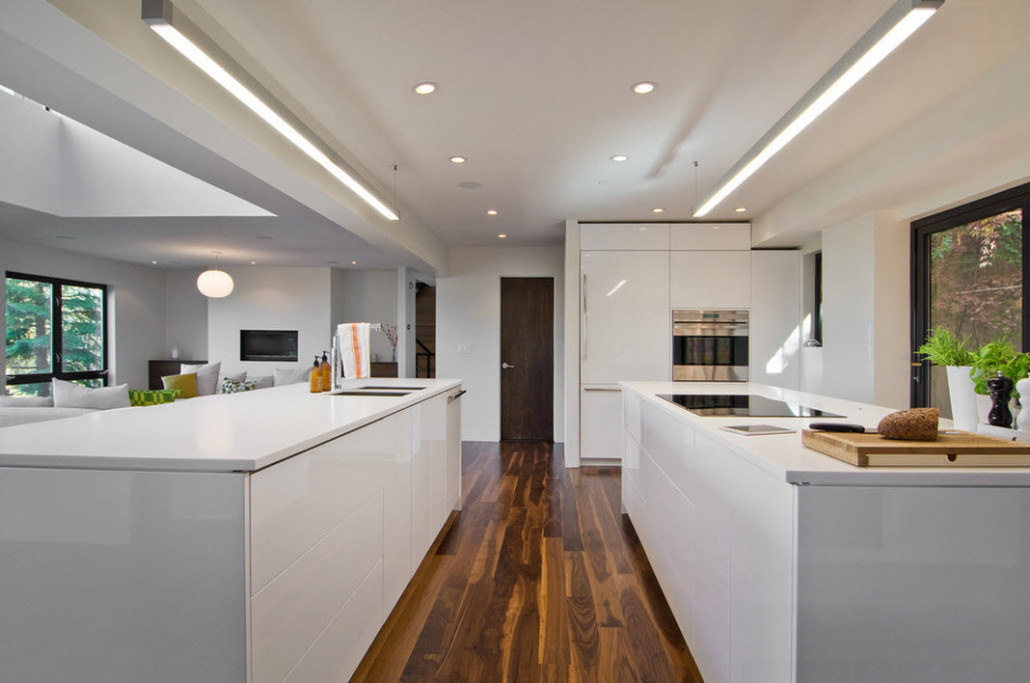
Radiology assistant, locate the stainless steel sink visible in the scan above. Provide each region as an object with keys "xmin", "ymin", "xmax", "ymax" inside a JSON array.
[{"xmin": 332, "ymin": 390, "xmax": 415, "ymax": 397}]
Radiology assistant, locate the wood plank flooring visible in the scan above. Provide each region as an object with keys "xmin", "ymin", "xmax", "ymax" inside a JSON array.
[{"xmin": 351, "ymin": 441, "xmax": 704, "ymax": 682}]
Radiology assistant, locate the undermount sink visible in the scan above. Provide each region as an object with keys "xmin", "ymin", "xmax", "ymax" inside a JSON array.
[{"xmin": 332, "ymin": 390, "xmax": 415, "ymax": 397}]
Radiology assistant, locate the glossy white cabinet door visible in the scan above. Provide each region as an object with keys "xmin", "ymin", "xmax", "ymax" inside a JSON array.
[
  {"xmin": 0, "ymin": 468, "xmax": 247, "ymax": 683},
  {"xmin": 580, "ymin": 250, "xmax": 670, "ymax": 383},
  {"xmin": 446, "ymin": 390, "xmax": 463, "ymax": 513},
  {"xmin": 412, "ymin": 394, "xmax": 450, "ymax": 562},
  {"xmin": 581, "ymin": 387, "xmax": 623, "ymax": 461},
  {"xmin": 251, "ymin": 492, "xmax": 383, "ymax": 683},
  {"xmin": 671, "ymin": 223, "xmax": 750, "ymax": 250},
  {"xmin": 796, "ymin": 486, "xmax": 1030, "ymax": 682},
  {"xmin": 670, "ymin": 251, "xmax": 751, "ymax": 309},
  {"xmin": 580, "ymin": 223, "xmax": 670, "ymax": 250},
  {"xmin": 750, "ymin": 251, "xmax": 801, "ymax": 390}
]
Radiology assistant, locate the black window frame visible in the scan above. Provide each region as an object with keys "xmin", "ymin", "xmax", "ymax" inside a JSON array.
[
  {"xmin": 5, "ymin": 271, "xmax": 109, "ymax": 390},
  {"xmin": 910, "ymin": 182, "xmax": 1030, "ymax": 407}
]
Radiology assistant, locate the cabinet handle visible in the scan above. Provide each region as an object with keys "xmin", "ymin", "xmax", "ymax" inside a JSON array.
[
  {"xmin": 447, "ymin": 389, "xmax": 467, "ymax": 403},
  {"xmin": 582, "ymin": 273, "xmax": 588, "ymax": 360},
  {"xmin": 584, "ymin": 385, "xmax": 621, "ymax": 392}
]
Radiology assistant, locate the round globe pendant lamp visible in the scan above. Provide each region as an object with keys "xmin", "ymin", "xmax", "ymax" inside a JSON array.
[{"xmin": 197, "ymin": 252, "xmax": 234, "ymax": 298}]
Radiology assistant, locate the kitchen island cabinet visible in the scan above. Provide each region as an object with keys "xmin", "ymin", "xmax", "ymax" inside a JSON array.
[
  {"xmin": 622, "ymin": 381, "xmax": 1030, "ymax": 683},
  {"xmin": 0, "ymin": 379, "xmax": 462, "ymax": 683}
]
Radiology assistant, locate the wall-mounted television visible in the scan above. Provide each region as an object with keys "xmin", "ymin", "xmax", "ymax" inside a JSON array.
[{"xmin": 240, "ymin": 330, "xmax": 298, "ymax": 362}]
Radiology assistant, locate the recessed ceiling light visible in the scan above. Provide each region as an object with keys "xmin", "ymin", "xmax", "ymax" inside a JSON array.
[
  {"xmin": 151, "ymin": 260, "xmax": 158, "ymax": 264},
  {"xmin": 412, "ymin": 82, "xmax": 437, "ymax": 95},
  {"xmin": 651, "ymin": 208, "xmax": 665, "ymax": 214},
  {"xmin": 610, "ymin": 154, "xmax": 629, "ymax": 162},
  {"xmin": 735, "ymin": 207, "xmax": 748, "ymax": 213},
  {"xmin": 498, "ymin": 234, "xmax": 507, "ymax": 239},
  {"xmin": 632, "ymin": 81, "xmax": 656, "ymax": 94},
  {"xmin": 449, "ymin": 156, "xmax": 467, "ymax": 164},
  {"xmin": 351, "ymin": 260, "xmax": 358, "ymax": 265},
  {"xmin": 486, "ymin": 209, "xmax": 498, "ymax": 216},
  {"xmin": 250, "ymin": 261, "xmax": 257, "ymax": 265}
]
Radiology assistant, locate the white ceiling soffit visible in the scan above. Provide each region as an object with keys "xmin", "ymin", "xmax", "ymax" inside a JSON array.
[
  {"xmin": 1, "ymin": 0, "xmax": 446, "ymax": 272},
  {"xmin": 0, "ymin": 89, "xmax": 271, "ymax": 218}
]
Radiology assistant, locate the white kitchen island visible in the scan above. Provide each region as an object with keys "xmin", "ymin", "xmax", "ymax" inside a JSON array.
[
  {"xmin": 0, "ymin": 379, "xmax": 463, "ymax": 683},
  {"xmin": 621, "ymin": 381, "xmax": 1030, "ymax": 683}
]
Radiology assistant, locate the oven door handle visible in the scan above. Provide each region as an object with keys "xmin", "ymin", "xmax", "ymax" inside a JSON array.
[{"xmin": 674, "ymin": 324, "xmax": 749, "ymax": 335}]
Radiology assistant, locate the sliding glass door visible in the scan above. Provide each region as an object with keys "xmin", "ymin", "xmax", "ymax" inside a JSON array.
[{"xmin": 912, "ymin": 183, "xmax": 1029, "ymax": 411}]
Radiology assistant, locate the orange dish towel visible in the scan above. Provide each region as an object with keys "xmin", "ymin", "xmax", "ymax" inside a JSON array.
[{"xmin": 337, "ymin": 322, "xmax": 371, "ymax": 379}]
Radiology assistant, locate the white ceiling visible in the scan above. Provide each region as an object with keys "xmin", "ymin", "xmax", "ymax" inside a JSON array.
[{"xmin": 2, "ymin": 0, "xmax": 1029, "ymax": 270}]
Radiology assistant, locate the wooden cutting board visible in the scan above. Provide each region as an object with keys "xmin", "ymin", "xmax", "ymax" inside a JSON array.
[{"xmin": 801, "ymin": 429, "xmax": 1030, "ymax": 467}]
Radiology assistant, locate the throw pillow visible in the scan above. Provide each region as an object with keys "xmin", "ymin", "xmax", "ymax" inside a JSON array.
[
  {"xmin": 219, "ymin": 371, "xmax": 247, "ymax": 385},
  {"xmin": 162, "ymin": 373, "xmax": 198, "ymax": 399},
  {"xmin": 51, "ymin": 378, "xmax": 131, "ymax": 410},
  {"xmin": 221, "ymin": 378, "xmax": 257, "ymax": 394},
  {"xmin": 250, "ymin": 375, "xmax": 274, "ymax": 390},
  {"xmin": 181, "ymin": 362, "xmax": 221, "ymax": 396},
  {"xmin": 0, "ymin": 395, "xmax": 54, "ymax": 407},
  {"xmin": 274, "ymin": 366, "xmax": 311, "ymax": 386},
  {"xmin": 128, "ymin": 388, "xmax": 181, "ymax": 407}
]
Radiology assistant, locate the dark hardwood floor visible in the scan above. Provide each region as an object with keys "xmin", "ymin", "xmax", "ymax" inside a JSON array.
[{"xmin": 351, "ymin": 441, "xmax": 704, "ymax": 682}]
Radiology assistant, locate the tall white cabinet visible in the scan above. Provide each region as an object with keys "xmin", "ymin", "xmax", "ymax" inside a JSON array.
[{"xmin": 578, "ymin": 225, "xmax": 671, "ymax": 463}]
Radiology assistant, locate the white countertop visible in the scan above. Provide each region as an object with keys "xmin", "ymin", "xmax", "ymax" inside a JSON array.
[
  {"xmin": 623, "ymin": 381, "xmax": 1030, "ymax": 486},
  {"xmin": 0, "ymin": 378, "xmax": 462, "ymax": 473}
]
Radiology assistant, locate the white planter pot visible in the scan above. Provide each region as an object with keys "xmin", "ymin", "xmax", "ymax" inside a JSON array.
[
  {"xmin": 946, "ymin": 365, "xmax": 978, "ymax": 431},
  {"xmin": 1018, "ymin": 379, "xmax": 1030, "ymax": 432}
]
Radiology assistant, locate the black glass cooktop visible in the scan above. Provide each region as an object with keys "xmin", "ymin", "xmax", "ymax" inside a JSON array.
[{"xmin": 657, "ymin": 393, "xmax": 844, "ymax": 418}]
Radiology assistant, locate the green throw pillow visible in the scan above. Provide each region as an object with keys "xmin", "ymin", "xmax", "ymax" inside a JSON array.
[{"xmin": 129, "ymin": 388, "xmax": 181, "ymax": 407}]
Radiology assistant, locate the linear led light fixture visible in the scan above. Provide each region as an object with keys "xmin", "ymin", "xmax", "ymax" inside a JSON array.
[
  {"xmin": 692, "ymin": 0, "xmax": 944, "ymax": 218},
  {"xmin": 142, "ymin": 0, "xmax": 399, "ymax": 221}
]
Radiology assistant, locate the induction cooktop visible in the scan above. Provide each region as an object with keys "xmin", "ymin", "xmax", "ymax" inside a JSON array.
[{"xmin": 657, "ymin": 393, "xmax": 844, "ymax": 418}]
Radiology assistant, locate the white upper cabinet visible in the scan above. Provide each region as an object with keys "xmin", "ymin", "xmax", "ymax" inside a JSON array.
[
  {"xmin": 671, "ymin": 223, "xmax": 750, "ymax": 251},
  {"xmin": 580, "ymin": 223, "xmax": 670, "ymax": 250},
  {"xmin": 670, "ymin": 251, "xmax": 751, "ymax": 309},
  {"xmin": 580, "ymin": 250, "xmax": 670, "ymax": 383}
]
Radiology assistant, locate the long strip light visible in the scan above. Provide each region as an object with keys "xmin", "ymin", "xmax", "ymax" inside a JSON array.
[
  {"xmin": 143, "ymin": 2, "xmax": 399, "ymax": 221},
  {"xmin": 693, "ymin": 0, "xmax": 943, "ymax": 218}
]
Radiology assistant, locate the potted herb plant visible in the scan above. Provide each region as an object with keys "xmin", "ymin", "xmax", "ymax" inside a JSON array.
[{"xmin": 917, "ymin": 327, "xmax": 978, "ymax": 430}]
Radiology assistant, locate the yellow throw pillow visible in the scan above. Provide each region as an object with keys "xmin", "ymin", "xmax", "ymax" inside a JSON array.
[{"xmin": 162, "ymin": 373, "xmax": 198, "ymax": 399}]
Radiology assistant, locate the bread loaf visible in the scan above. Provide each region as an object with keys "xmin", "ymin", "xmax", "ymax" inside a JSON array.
[{"xmin": 877, "ymin": 407, "xmax": 939, "ymax": 441}]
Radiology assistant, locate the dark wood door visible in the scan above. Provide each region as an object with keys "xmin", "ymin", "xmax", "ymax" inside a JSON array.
[{"xmin": 500, "ymin": 277, "xmax": 554, "ymax": 441}]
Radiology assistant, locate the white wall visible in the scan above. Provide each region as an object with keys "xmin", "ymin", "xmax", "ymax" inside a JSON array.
[
  {"xmin": 872, "ymin": 213, "xmax": 911, "ymax": 410},
  {"xmin": 821, "ymin": 215, "xmax": 876, "ymax": 403},
  {"xmin": 207, "ymin": 267, "xmax": 331, "ymax": 378},
  {"xmin": 815, "ymin": 213, "xmax": 911, "ymax": 409},
  {"xmin": 0, "ymin": 237, "xmax": 166, "ymax": 391},
  {"xmin": 397, "ymin": 267, "xmax": 417, "ymax": 378},
  {"xmin": 329, "ymin": 269, "xmax": 398, "ymax": 362},
  {"xmin": 164, "ymin": 270, "xmax": 209, "ymax": 361},
  {"xmin": 437, "ymin": 246, "xmax": 565, "ymax": 442}
]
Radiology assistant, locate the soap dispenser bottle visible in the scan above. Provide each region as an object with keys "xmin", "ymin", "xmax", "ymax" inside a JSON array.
[
  {"xmin": 320, "ymin": 351, "xmax": 331, "ymax": 392},
  {"xmin": 309, "ymin": 355, "xmax": 322, "ymax": 393}
]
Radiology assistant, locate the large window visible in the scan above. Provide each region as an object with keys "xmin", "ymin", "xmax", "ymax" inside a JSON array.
[
  {"xmin": 4, "ymin": 272, "xmax": 108, "ymax": 396},
  {"xmin": 912, "ymin": 183, "xmax": 1029, "ymax": 410}
]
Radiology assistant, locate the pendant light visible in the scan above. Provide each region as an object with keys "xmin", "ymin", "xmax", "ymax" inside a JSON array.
[{"xmin": 197, "ymin": 251, "xmax": 234, "ymax": 298}]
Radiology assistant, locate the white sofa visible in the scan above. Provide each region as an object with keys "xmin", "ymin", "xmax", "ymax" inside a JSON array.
[{"xmin": 0, "ymin": 407, "xmax": 97, "ymax": 429}]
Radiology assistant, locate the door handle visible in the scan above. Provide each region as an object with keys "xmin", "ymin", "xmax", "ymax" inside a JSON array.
[{"xmin": 502, "ymin": 362, "xmax": 515, "ymax": 369}]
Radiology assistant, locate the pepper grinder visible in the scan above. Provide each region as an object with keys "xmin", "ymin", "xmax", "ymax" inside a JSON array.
[{"xmin": 987, "ymin": 372, "xmax": 1014, "ymax": 428}]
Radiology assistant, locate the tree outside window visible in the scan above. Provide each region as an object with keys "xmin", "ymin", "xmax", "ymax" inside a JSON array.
[{"xmin": 4, "ymin": 273, "xmax": 107, "ymax": 396}]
